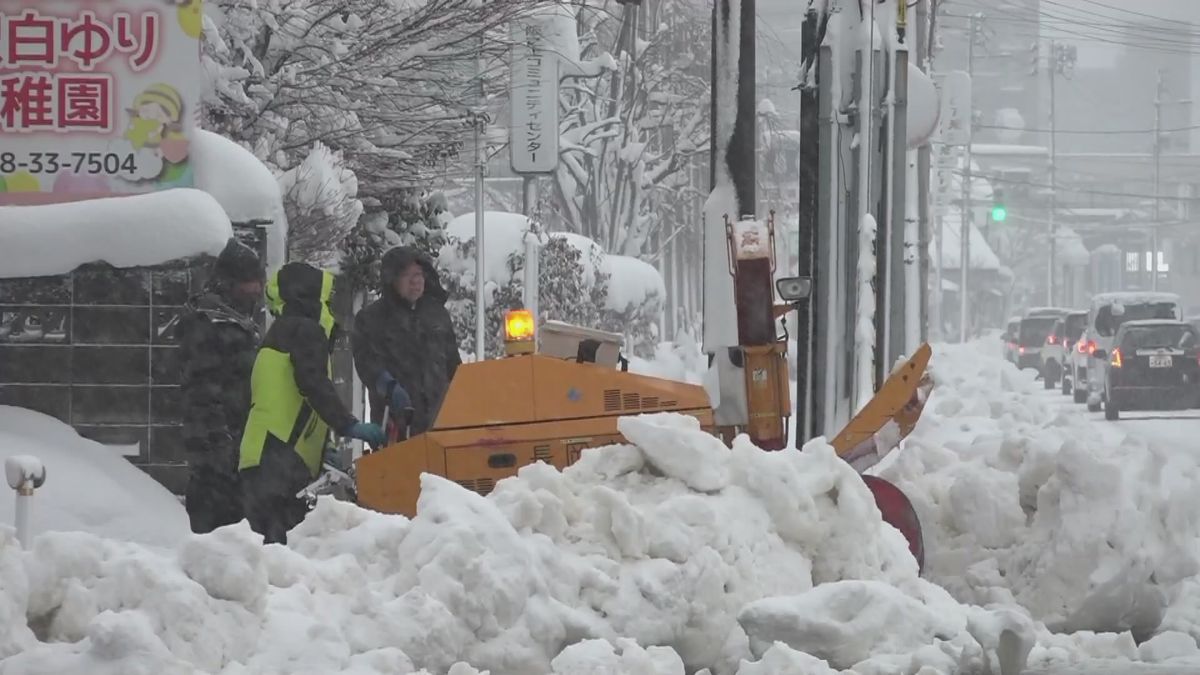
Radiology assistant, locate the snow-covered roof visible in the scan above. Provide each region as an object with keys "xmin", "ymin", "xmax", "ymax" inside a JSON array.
[
  {"xmin": 0, "ymin": 189, "xmax": 232, "ymax": 279},
  {"xmin": 1064, "ymin": 208, "xmax": 1130, "ymax": 219},
  {"xmin": 936, "ymin": 207, "xmax": 1001, "ymax": 271},
  {"xmin": 1120, "ymin": 319, "xmax": 1186, "ymax": 327},
  {"xmin": 1090, "ymin": 291, "xmax": 1181, "ymax": 308},
  {"xmin": 192, "ymin": 130, "xmax": 288, "ymax": 269},
  {"xmin": 971, "ymin": 144, "xmax": 1050, "ymax": 157},
  {"xmin": 1056, "ymin": 227, "xmax": 1090, "ymax": 267}
]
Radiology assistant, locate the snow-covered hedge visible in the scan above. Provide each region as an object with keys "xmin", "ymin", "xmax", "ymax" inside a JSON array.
[{"xmin": 437, "ymin": 212, "xmax": 665, "ymax": 359}]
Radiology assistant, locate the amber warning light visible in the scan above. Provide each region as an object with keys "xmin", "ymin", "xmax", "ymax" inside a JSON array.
[{"xmin": 504, "ymin": 309, "xmax": 536, "ymax": 356}]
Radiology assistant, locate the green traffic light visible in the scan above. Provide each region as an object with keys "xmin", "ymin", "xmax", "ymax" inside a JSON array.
[{"xmin": 991, "ymin": 205, "xmax": 1007, "ymax": 222}]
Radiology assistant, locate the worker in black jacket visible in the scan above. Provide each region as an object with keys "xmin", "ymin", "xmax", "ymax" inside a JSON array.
[
  {"xmin": 351, "ymin": 246, "xmax": 462, "ymax": 435},
  {"xmin": 175, "ymin": 237, "xmax": 264, "ymax": 533},
  {"xmin": 239, "ymin": 262, "xmax": 384, "ymax": 544}
]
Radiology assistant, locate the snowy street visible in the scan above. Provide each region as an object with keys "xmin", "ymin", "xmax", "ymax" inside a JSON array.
[
  {"xmin": 1029, "ymin": 665, "xmax": 1200, "ymax": 675},
  {"xmin": 8, "ymin": 0, "xmax": 1200, "ymax": 672}
]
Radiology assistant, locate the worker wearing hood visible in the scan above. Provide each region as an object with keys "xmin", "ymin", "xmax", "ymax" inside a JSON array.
[
  {"xmin": 351, "ymin": 246, "xmax": 461, "ymax": 435},
  {"xmin": 239, "ymin": 262, "xmax": 384, "ymax": 544},
  {"xmin": 175, "ymin": 237, "xmax": 264, "ymax": 534}
]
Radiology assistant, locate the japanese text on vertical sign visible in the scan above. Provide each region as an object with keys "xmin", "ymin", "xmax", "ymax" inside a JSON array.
[
  {"xmin": 522, "ymin": 24, "xmax": 544, "ymax": 163},
  {"xmin": 0, "ymin": 9, "xmax": 160, "ymax": 133}
]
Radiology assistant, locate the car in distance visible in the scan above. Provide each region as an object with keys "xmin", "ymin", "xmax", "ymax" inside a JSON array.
[{"xmin": 1095, "ymin": 319, "xmax": 1200, "ymax": 421}]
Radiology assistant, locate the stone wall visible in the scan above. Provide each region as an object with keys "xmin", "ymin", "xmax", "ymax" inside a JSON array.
[{"xmin": 0, "ymin": 226, "xmax": 268, "ymax": 494}]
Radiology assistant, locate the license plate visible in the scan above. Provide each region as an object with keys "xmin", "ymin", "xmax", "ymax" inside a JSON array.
[{"xmin": 1150, "ymin": 355, "xmax": 1173, "ymax": 368}]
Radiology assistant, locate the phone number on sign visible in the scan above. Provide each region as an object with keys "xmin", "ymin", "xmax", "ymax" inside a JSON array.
[{"xmin": 1, "ymin": 152, "xmax": 138, "ymax": 176}]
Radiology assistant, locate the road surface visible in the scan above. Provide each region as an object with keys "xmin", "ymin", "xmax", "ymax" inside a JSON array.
[
  {"xmin": 1019, "ymin": 382, "xmax": 1200, "ymax": 674},
  {"xmin": 1026, "ymin": 664, "xmax": 1200, "ymax": 674}
]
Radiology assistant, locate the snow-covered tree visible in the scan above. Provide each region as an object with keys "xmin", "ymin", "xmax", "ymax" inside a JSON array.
[
  {"xmin": 551, "ymin": 0, "xmax": 710, "ymax": 258},
  {"xmin": 278, "ymin": 143, "xmax": 363, "ymax": 267},
  {"xmin": 201, "ymin": 0, "xmax": 548, "ymax": 282}
]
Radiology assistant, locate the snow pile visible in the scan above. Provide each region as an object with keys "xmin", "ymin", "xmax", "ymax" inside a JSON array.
[
  {"xmin": 0, "ymin": 407, "xmax": 188, "ymax": 549},
  {"xmin": 627, "ymin": 339, "xmax": 707, "ymax": 386},
  {"xmin": 876, "ymin": 341, "xmax": 1200, "ymax": 655},
  {"xmin": 0, "ymin": 411, "xmax": 1036, "ymax": 675},
  {"xmin": 0, "ymin": 189, "xmax": 232, "ymax": 279},
  {"xmin": 191, "ymin": 129, "xmax": 288, "ymax": 269},
  {"xmin": 601, "ymin": 254, "xmax": 665, "ymax": 314}
]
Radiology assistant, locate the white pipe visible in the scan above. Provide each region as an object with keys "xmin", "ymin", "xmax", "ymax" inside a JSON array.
[
  {"xmin": 6, "ymin": 455, "xmax": 45, "ymax": 550},
  {"xmin": 14, "ymin": 490, "xmax": 30, "ymax": 549}
]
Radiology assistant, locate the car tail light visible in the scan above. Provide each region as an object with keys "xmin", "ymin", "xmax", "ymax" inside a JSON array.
[
  {"xmin": 1019, "ymin": 346, "xmax": 1026, "ymax": 354},
  {"xmin": 1111, "ymin": 348, "xmax": 1123, "ymax": 368},
  {"xmin": 1087, "ymin": 340, "xmax": 1097, "ymax": 355},
  {"xmin": 1048, "ymin": 335, "xmax": 1057, "ymax": 345}
]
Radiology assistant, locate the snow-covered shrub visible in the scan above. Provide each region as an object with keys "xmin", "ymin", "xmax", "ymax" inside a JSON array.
[
  {"xmin": 440, "ymin": 236, "xmax": 611, "ymax": 360},
  {"xmin": 278, "ymin": 143, "xmax": 364, "ymax": 267},
  {"xmin": 341, "ymin": 192, "xmax": 451, "ymax": 294}
]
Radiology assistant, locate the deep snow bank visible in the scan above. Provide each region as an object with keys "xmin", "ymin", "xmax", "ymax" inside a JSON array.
[
  {"xmin": 1, "ymin": 413, "xmax": 1033, "ymax": 675},
  {"xmin": 0, "ymin": 189, "xmax": 231, "ymax": 279},
  {"xmin": 0, "ymin": 407, "xmax": 188, "ymax": 549},
  {"xmin": 877, "ymin": 341, "xmax": 1200, "ymax": 650}
]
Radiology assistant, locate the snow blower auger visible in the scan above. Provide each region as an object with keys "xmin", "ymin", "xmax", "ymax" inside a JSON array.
[
  {"xmin": 720, "ymin": 213, "xmax": 928, "ymax": 573},
  {"xmin": 306, "ymin": 213, "xmax": 928, "ymax": 574}
]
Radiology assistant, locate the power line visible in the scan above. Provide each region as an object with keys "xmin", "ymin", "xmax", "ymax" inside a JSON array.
[
  {"xmin": 978, "ymin": 123, "xmax": 1200, "ymax": 135},
  {"xmin": 949, "ymin": 170, "xmax": 1194, "ymax": 201}
]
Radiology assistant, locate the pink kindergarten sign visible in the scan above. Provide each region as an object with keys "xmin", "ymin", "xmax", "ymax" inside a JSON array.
[{"xmin": 0, "ymin": 0, "xmax": 203, "ymax": 205}]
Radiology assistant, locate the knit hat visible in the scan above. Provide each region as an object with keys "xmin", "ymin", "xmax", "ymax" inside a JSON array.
[{"xmin": 214, "ymin": 237, "xmax": 265, "ymax": 284}]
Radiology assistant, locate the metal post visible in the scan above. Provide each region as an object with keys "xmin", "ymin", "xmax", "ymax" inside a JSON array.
[
  {"xmin": 916, "ymin": 0, "xmax": 931, "ymax": 345},
  {"xmin": 1047, "ymin": 39, "xmax": 1057, "ymax": 305},
  {"xmin": 1153, "ymin": 69, "xmax": 1163, "ymax": 292},
  {"xmin": 521, "ymin": 176, "xmax": 539, "ymax": 320},
  {"xmin": 795, "ymin": 6, "xmax": 820, "ymax": 446},
  {"xmin": 474, "ymin": 38, "xmax": 487, "ymax": 361},
  {"xmin": 959, "ymin": 15, "xmax": 975, "ymax": 343},
  {"xmin": 888, "ymin": 47, "xmax": 909, "ymax": 369}
]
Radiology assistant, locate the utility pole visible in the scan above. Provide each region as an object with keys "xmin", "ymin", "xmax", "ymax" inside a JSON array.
[
  {"xmin": 1153, "ymin": 68, "xmax": 1163, "ymax": 292},
  {"xmin": 1047, "ymin": 39, "xmax": 1057, "ymax": 306},
  {"xmin": 916, "ymin": 0, "xmax": 932, "ymax": 345},
  {"xmin": 958, "ymin": 14, "xmax": 976, "ymax": 344},
  {"xmin": 473, "ymin": 35, "xmax": 487, "ymax": 361}
]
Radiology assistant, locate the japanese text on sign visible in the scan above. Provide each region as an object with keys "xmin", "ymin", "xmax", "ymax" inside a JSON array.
[
  {"xmin": 510, "ymin": 19, "xmax": 559, "ymax": 174},
  {"xmin": 0, "ymin": 0, "xmax": 201, "ymax": 205},
  {"xmin": 1, "ymin": 10, "xmax": 160, "ymax": 134}
]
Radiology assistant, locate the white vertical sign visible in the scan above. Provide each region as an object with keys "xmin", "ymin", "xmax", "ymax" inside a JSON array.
[
  {"xmin": 510, "ymin": 20, "xmax": 559, "ymax": 174},
  {"xmin": 935, "ymin": 70, "xmax": 973, "ymax": 147}
]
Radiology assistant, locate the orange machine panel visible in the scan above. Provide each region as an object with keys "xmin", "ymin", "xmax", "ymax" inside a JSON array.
[
  {"xmin": 433, "ymin": 356, "xmax": 538, "ymax": 428},
  {"xmin": 356, "ymin": 354, "xmax": 717, "ymax": 517},
  {"xmin": 357, "ymin": 410, "xmax": 713, "ymax": 515},
  {"xmin": 433, "ymin": 355, "xmax": 712, "ymax": 430},
  {"xmin": 355, "ymin": 435, "xmax": 431, "ymax": 518}
]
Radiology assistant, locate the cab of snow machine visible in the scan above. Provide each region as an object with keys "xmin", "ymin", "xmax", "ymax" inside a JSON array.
[{"xmin": 352, "ymin": 213, "xmax": 928, "ymax": 573}]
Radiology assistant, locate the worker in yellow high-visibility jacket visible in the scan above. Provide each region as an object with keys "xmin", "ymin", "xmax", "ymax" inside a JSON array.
[{"xmin": 238, "ymin": 262, "xmax": 383, "ymax": 544}]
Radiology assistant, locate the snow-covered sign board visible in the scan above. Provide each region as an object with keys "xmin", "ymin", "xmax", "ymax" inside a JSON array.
[
  {"xmin": 935, "ymin": 70, "xmax": 972, "ymax": 147},
  {"xmin": 0, "ymin": 0, "xmax": 203, "ymax": 205},
  {"xmin": 510, "ymin": 19, "xmax": 559, "ymax": 174}
]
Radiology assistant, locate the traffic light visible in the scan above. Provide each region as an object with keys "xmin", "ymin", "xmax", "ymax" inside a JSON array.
[{"xmin": 991, "ymin": 189, "xmax": 1007, "ymax": 222}]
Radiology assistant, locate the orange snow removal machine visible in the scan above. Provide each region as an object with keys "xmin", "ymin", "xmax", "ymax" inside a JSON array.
[{"xmin": 353, "ymin": 212, "xmax": 929, "ymax": 572}]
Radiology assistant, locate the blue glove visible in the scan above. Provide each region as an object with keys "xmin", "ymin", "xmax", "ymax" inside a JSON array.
[
  {"xmin": 375, "ymin": 371, "xmax": 411, "ymax": 411},
  {"xmin": 342, "ymin": 421, "xmax": 386, "ymax": 447}
]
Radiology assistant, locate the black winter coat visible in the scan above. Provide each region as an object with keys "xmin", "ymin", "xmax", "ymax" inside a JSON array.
[
  {"xmin": 352, "ymin": 247, "xmax": 461, "ymax": 434},
  {"xmin": 175, "ymin": 292, "xmax": 262, "ymax": 474}
]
